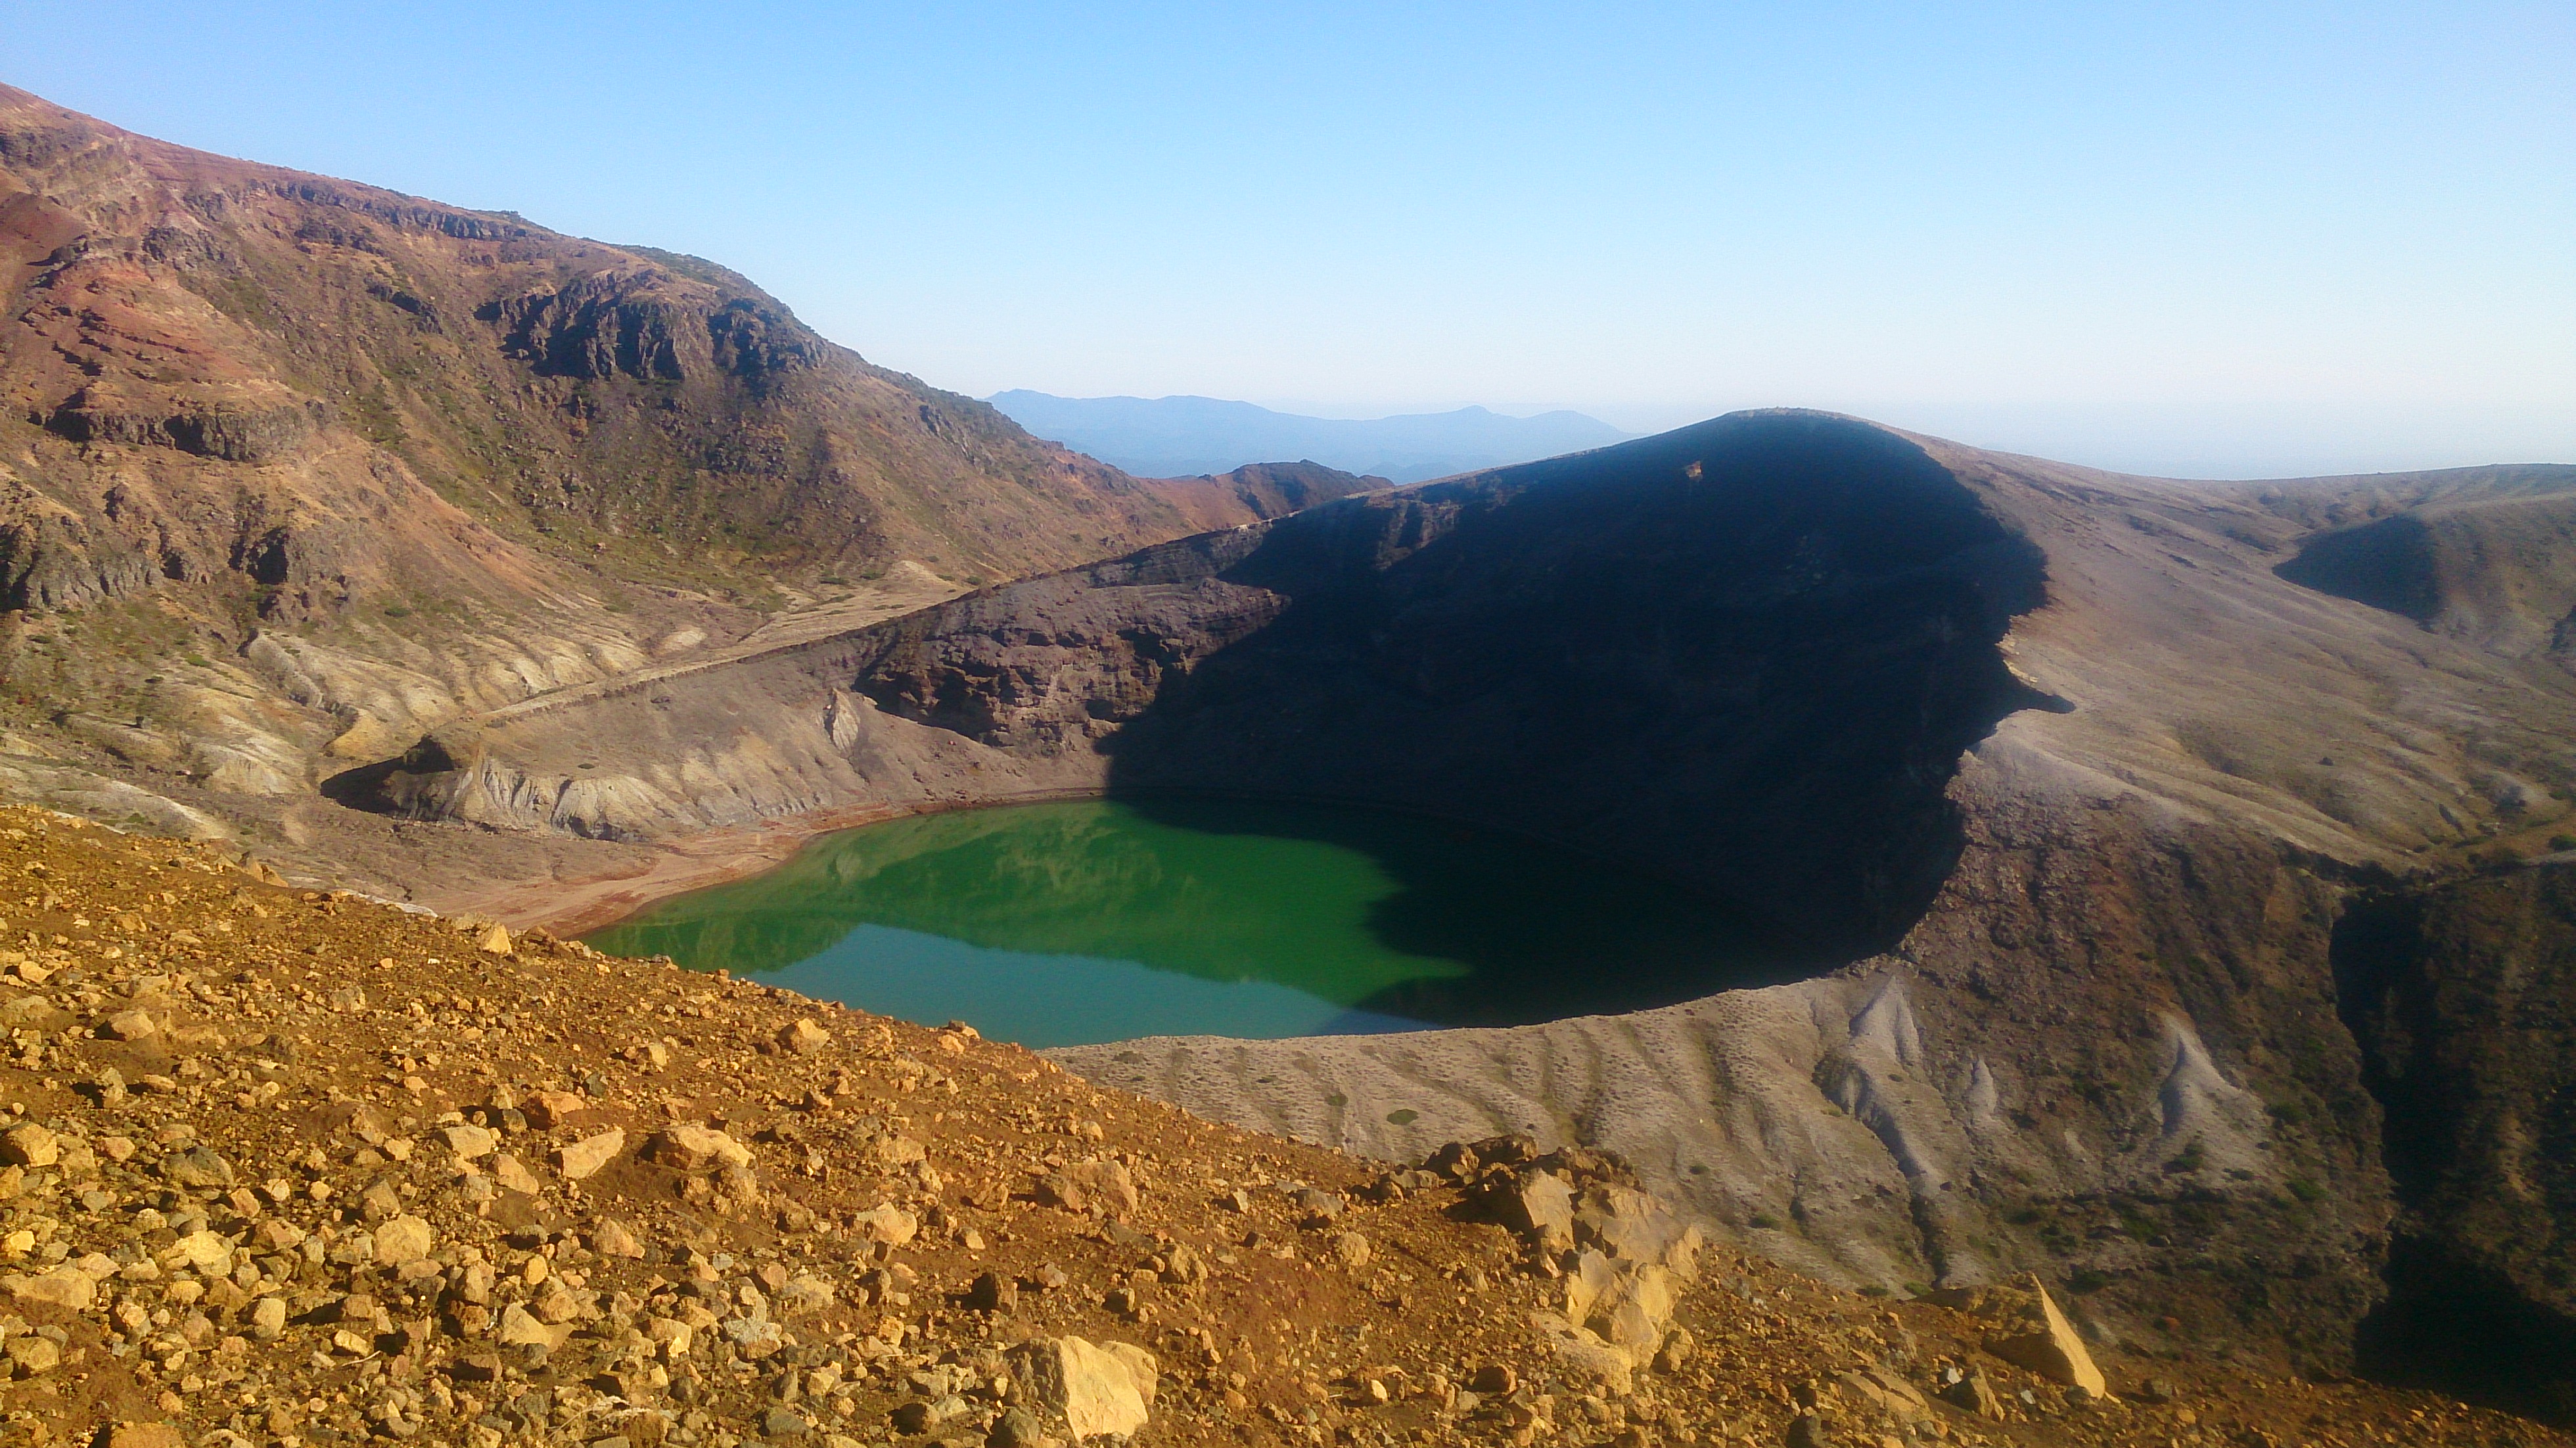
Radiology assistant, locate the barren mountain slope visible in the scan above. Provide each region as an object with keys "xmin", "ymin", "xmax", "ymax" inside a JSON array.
[
  {"xmin": 0, "ymin": 83, "xmax": 1362, "ymax": 878},
  {"xmin": 1145, "ymin": 462, "xmax": 1398, "ymax": 535}
]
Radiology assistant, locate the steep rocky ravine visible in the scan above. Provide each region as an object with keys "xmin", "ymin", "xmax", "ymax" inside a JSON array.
[{"xmin": 2332, "ymin": 863, "xmax": 2576, "ymax": 1422}]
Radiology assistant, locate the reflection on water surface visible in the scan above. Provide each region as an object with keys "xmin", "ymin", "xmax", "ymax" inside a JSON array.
[{"xmin": 584, "ymin": 798, "xmax": 1787, "ymax": 1048}]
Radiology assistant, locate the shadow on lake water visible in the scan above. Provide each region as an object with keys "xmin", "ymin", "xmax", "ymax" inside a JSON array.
[
  {"xmin": 1110, "ymin": 792, "xmax": 1805, "ymax": 1025},
  {"xmin": 583, "ymin": 796, "xmax": 1802, "ymax": 1044}
]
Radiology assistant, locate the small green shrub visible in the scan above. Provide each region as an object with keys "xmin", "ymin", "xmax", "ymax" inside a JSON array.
[
  {"xmin": 2287, "ymin": 1177, "xmax": 2324, "ymax": 1202},
  {"xmin": 1749, "ymin": 1212, "xmax": 1782, "ymax": 1231},
  {"xmin": 1385, "ymin": 1109, "xmax": 1418, "ymax": 1126}
]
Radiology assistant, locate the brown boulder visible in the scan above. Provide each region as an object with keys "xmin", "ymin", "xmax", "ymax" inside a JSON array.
[
  {"xmin": 645, "ymin": 1124, "xmax": 750, "ymax": 1172},
  {"xmin": 1489, "ymin": 1169, "xmax": 1576, "ymax": 1252},
  {"xmin": 5, "ymin": 1267, "xmax": 95, "ymax": 1309},
  {"xmin": 592, "ymin": 1216, "xmax": 645, "ymax": 1259},
  {"xmin": 555, "ymin": 1128, "xmax": 627, "ymax": 1180},
  {"xmin": 1036, "ymin": 1159, "xmax": 1139, "ymax": 1215},
  {"xmin": 520, "ymin": 1089, "xmax": 592, "ymax": 1130},
  {"xmin": 0, "ymin": 1123, "xmax": 57, "ymax": 1168},
  {"xmin": 1973, "ymin": 1275, "xmax": 2109, "ymax": 1397},
  {"xmin": 1007, "ymin": 1334, "xmax": 1159, "ymax": 1440}
]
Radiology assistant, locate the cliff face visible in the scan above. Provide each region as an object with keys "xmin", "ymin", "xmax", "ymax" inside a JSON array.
[
  {"xmin": 2334, "ymin": 864, "xmax": 2576, "ymax": 1420},
  {"xmin": 357, "ymin": 409, "xmax": 2576, "ymax": 1384},
  {"xmin": 0, "ymin": 83, "xmax": 1365, "ymax": 864}
]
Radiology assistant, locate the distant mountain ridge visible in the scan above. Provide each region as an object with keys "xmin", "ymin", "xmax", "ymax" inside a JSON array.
[{"xmin": 988, "ymin": 391, "xmax": 1630, "ymax": 484}]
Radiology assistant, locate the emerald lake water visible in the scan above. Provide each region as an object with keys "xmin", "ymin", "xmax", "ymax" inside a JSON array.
[{"xmin": 584, "ymin": 798, "xmax": 1785, "ymax": 1048}]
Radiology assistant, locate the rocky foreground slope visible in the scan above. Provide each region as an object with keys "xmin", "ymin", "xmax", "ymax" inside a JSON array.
[{"xmin": 0, "ymin": 807, "xmax": 2558, "ymax": 1448}]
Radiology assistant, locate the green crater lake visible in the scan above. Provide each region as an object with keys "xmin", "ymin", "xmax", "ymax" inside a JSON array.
[{"xmin": 584, "ymin": 798, "xmax": 1785, "ymax": 1048}]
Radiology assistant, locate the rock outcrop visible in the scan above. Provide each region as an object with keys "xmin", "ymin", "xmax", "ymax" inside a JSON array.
[
  {"xmin": 1929, "ymin": 1277, "xmax": 2109, "ymax": 1398},
  {"xmin": 1006, "ymin": 1334, "xmax": 1161, "ymax": 1439},
  {"xmin": 2335, "ymin": 861, "xmax": 2576, "ymax": 1422}
]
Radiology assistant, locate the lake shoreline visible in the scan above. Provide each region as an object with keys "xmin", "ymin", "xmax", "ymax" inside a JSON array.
[
  {"xmin": 438, "ymin": 784, "xmax": 1724, "ymax": 941},
  {"xmin": 421, "ymin": 790, "xmax": 1107, "ymax": 937},
  {"xmin": 572, "ymin": 796, "xmax": 1783, "ymax": 1047}
]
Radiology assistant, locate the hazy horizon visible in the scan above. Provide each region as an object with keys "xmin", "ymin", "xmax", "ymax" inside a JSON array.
[
  {"xmin": 1011, "ymin": 394, "xmax": 2576, "ymax": 482},
  {"xmin": 12, "ymin": 1, "xmax": 2568, "ymax": 479}
]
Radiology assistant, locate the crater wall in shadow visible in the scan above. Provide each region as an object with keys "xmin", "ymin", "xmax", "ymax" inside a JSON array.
[
  {"xmin": 380, "ymin": 411, "xmax": 2053, "ymax": 984},
  {"xmin": 853, "ymin": 410, "xmax": 2056, "ymax": 963},
  {"xmin": 2335, "ymin": 866, "xmax": 2576, "ymax": 1424}
]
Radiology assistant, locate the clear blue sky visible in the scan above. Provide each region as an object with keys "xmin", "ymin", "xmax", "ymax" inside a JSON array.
[{"xmin": 7, "ymin": 3, "xmax": 2569, "ymax": 476}]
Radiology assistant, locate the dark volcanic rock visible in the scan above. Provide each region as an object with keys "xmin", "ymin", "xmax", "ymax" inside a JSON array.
[
  {"xmin": 1086, "ymin": 413, "xmax": 2054, "ymax": 964},
  {"xmin": 2337, "ymin": 864, "xmax": 2576, "ymax": 1422}
]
